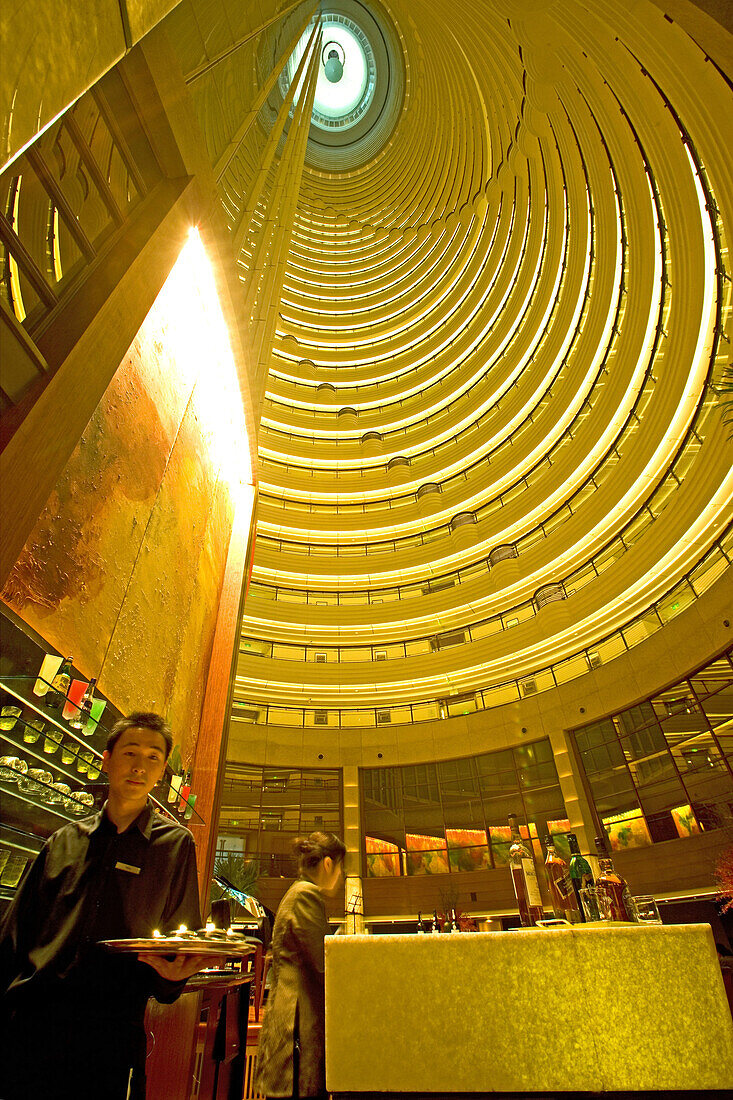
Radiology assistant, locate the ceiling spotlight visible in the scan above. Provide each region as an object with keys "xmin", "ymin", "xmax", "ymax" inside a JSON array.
[{"xmin": 323, "ymin": 41, "xmax": 345, "ymax": 83}]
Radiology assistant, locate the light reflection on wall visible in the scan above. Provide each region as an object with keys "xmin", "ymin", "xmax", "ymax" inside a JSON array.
[{"xmin": 141, "ymin": 227, "xmax": 252, "ymax": 498}]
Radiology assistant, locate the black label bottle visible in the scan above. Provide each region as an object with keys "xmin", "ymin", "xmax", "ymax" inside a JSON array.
[{"xmin": 508, "ymin": 814, "xmax": 544, "ymax": 926}]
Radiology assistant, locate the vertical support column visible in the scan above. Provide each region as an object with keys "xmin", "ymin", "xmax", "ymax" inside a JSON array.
[
  {"xmin": 342, "ymin": 765, "xmax": 365, "ymax": 934},
  {"xmin": 232, "ymin": 18, "xmax": 321, "ymax": 257},
  {"xmin": 250, "ymin": 34, "xmax": 321, "ymax": 396},
  {"xmin": 548, "ymin": 726, "xmax": 598, "ymax": 857},
  {"xmin": 213, "ymin": 1, "xmax": 319, "ymax": 183},
  {"xmin": 189, "ymin": 484, "xmax": 257, "ymax": 907}
]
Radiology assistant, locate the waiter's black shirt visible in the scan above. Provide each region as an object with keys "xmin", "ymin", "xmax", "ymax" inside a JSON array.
[{"xmin": 0, "ymin": 799, "xmax": 202, "ymax": 1022}]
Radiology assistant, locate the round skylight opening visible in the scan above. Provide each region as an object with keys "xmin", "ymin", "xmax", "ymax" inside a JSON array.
[{"xmin": 280, "ymin": 16, "xmax": 377, "ymax": 132}]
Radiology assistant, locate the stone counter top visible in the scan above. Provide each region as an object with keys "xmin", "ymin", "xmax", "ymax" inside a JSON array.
[{"xmin": 324, "ymin": 924, "xmax": 733, "ymax": 1093}]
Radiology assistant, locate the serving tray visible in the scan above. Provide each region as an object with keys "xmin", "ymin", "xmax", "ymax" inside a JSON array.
[{"xmin": 100, "ymin": 936, "xmax": 256, "ymax": 957}]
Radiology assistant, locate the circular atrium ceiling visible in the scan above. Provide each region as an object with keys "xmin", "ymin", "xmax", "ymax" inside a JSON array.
[
  {"xmin": 273, "ymin": 0, "xmax": 405, "ymax": 170},
  {"xmin": 235, "ymin": 0, "xmax": 733, "ymax": 732},
  {"xmin": 282, "ymin": 16, "xmax": 376, "ymax": 132}
]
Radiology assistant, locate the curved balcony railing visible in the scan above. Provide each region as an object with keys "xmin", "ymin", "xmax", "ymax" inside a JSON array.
[{"xmin": 233, "ymin": 533, "xmax": 731, "ymax": 726}]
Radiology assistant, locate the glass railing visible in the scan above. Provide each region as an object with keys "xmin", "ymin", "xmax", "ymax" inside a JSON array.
[
  {"xmin": 238, "ymin": 529, "xmax": 730, "ymax": 665},
  {"xmin": 231, "ymin": 544, "xmax": 732, "ymax": 727}
]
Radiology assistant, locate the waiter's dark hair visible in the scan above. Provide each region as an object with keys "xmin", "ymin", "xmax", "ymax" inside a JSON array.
[
  {"xmin": 106, "ymin": 712, "xmax": 173, "ymax": 758},
  {"xmin": 293, "ymin": 831, "xmax": 346, "ymax": 875}
]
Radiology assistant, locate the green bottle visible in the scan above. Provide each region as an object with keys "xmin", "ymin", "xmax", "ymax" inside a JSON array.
[{"xmin": 567, "ymin": 832, "xmax": 598, "ymax": 922}]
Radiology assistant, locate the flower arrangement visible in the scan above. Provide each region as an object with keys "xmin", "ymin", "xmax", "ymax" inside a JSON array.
[{"xmin": 715, "ymin": 845, "xmax": 733, "ymax": 913}]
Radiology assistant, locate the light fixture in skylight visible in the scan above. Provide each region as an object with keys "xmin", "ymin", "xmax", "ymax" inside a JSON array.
[{"xmin": 281, "ymin": 15, "xmax": 376, "ymax": 132}]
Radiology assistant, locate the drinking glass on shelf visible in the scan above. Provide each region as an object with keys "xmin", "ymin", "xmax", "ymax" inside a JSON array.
[
  {"xmin": 18, "ymin": 767, "xmax": 53, "ymax": 795},
  {"xmin": 68, "ymin": 790, "xmax": 94, "ymax": 815},
  {"xmin": 61, "ymin": 741, "xmax": 76, "ymax": 765},
  {"xmin": 86, "ymin": 757, "xmax": 101, "ymax": 780},
  {"xmin": 579, "ymin": 884, "xmax": 603, "ymax": 922},
  {"xmin": 632, "ymin": 896, "xmax": 662, "ymax": 924},
  {"xmin": 0, "ymin": 705, "xmax": 22, "ymax": 731},
  {"xmin": 0, "ymin": 756, "xmax": 28, "ymax": 782},
  {"xmin": 0, "ymin": 852, "xmax": 28, "ymax": 887},
  {"xmin": 44, "ymin": 729, "xmax": 62, "ymax": 755},
  {"xmin": 23, "ymin": 717, "xmax": 44, "ymax": 744},
  {"xmin": 54, "ymin": 782, "xmax": 72, "ymax": 804},
  {"xmin": 47, "ymin": 780, "xmax": 71, "ymax": 805}
]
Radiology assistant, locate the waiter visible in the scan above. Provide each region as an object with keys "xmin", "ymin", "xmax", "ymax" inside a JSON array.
[{"xmin": 0, "ymin": 712, "xmax": 212, "ymax": 1100}]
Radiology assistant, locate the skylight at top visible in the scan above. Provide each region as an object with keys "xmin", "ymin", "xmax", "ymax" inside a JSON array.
[{"xmin": 281, "ymin": 15, "xmax": 377, "ymax": 132}]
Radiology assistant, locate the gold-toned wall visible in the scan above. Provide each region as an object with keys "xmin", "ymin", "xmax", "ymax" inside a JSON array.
[
  {"xmin": 2, "ymin": 240, "xmax": 242, "ymax": 763},
  {"xmin": 0, "ymin": 0, "xmax": 187, "ymax": 173}
]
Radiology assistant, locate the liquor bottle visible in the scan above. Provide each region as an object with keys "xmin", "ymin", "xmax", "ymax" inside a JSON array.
[
  {"xmin": 431, "ymin": 909, "xmax": 440, "ymax": 934},
  {"xmin": 567, "ymin": 833, "xmax": 598, "ymax": 922},
  {"xmin": 70, "ymin": 678, "xmax": 96, "ymax": 730},
  {"xmin": 594, "ymin": 835, "xmax": 636, "ymax": 922},
  {"xmin": 543, "ymin": 836, "xmax": 580, "ymax": 922},
  {"xmin": 508, "ymin": 814, "xmax": 544, "ymax": 926},
  {"xmin": 47, "ymin": 656, "xmax": 73, "ymax": 709},
  {"xmin": 417, "ymin": 911, "xmax": 425, "ymax": 934},
  {"xmin": 178, "ymin": 770, "xmax": 192, "ymax": 813},
  {"xmin": 449, "ymin": 908, "xmax": 460, "ymax": 934}
]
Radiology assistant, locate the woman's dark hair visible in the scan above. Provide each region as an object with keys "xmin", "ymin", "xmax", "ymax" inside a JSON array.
[
  {"xmin": 106, "ymin": 712, "xmax": 173, "ymax": 758},
  {"xmin": 293, "ymin": 831, "xmax": 346, "ymax": 876}
]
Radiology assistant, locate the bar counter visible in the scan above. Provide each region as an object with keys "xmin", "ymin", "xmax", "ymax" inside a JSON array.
[{"xmin": 325, "ymin": 924, "xmax": 733, "ymax": 1094}]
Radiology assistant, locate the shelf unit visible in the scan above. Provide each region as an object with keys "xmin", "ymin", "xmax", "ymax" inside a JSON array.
[{"xmin": 0, "ymin": 655, "xmax": 204, "ymax": 912}]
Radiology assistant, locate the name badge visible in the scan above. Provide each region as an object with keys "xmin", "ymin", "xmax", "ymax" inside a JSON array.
[{"xmin": 115, "ymin": 861, "xmax": 141, "ymax": 875}]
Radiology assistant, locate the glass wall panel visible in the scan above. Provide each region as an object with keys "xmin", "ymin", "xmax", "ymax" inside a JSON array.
[
  {"xmin": 572, "ymin": 647, "xmax": 733, "ymax": 849},
  {"xmin": 361, "ymin": 738, "xmax": 567, "ymax": 876},
  {"xmin": 216, "ymin": 763, "xmax": 342, "ymax": 875}
]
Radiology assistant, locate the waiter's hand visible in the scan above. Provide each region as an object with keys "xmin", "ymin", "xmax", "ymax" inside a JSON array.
[{"xmin": 138, "ymin": 953, "xmax": 226, "ymax": 981}]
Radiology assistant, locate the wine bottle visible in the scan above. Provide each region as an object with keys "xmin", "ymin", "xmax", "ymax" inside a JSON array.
[
  {"xmin": 567, "ymin": 833, "xmax": 597, "ymax": 922},
  {"xmin": 70, "ymin": 678, "xmax": 96, "ymax": 731},
  {"xmin": 47, "ymin": 656, "xmax": 73, "ymax": 709},
  {"xmin": 544, "ymin": 835, "xmax": 580, "ymax": 922},
  {"xmin": 594, "ymin": 834, "xmax": 636, "ymax": 922},
  {"xmin": 508, "ymin": 814, "xmax": 544, "ymax": 926},
  {"xmin": 431, "ymin": 909, "xmax": 440, "ymax": 934},
  {"xmin": 417, "ymin": 910, "xmax": 425, "ymax": 934},
  {"xmin": 450, "ymin": 908, "xmax": 460, "ymax": 933}
]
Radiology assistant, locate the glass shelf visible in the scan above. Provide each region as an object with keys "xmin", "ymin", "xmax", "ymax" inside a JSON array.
[
  {"xmin": 0, "ymin": 822, "xmax": 44, "ymax": 896},
  {"xmin": 0, "ymin": 675, "xmax": 204, "ymax": 826}
]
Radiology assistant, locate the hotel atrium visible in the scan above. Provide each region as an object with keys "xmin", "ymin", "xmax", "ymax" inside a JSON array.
[{"xmin": 2, "ymin": 0, "xmax": 732, "ymax": 928}]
